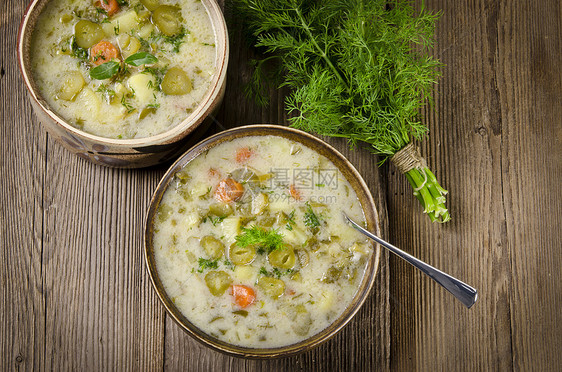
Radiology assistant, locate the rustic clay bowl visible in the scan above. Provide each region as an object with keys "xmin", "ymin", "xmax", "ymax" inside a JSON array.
[
  {"xmin": 144, "ymin": 125, "xmax": 381, "ymax": 358},
  {"xmin": 18, "ymin": 0, "xmax": 228, "ymax": 168}
]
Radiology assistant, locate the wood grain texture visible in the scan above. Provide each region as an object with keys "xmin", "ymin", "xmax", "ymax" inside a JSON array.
[
  {"xmin": 1, "ymin": 1, "xmax": 48, "ymax": 370},
  {"xmin": 498, "ymin": 1, "xmax": 562, "ymax": 370},
  {"xmin": 389, "ymin": 1, "xmax": 562, "ymax": 371},
  {"xmin": 1, "ymin": 0, "xmax": 389, "ymax": 370},
  {"xmin": 2, "ymin": 0, "xmax": 562, "ymax": 371}
]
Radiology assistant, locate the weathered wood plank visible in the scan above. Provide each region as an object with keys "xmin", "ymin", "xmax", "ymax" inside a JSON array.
[
  {"xmin": 4, "ymin": 0, "xmax": 562, "ymax": 370},
  {"xmin": 390, "ymin": 0, "xmax": 514, "ymax": 370},
  {"xmin": 498, "ymin": 1, "xmax": 562, "ymax": 370},
  {"xmin": 0, "ymin": 1, "xmax": 47, "ymax": 370},
  {"xmin": 41, "ymin": 155, "xmax": 166, "ymax": 370},
  {"xmin": 389, "ymin": 0, "xmax": 562, "ymax": 371}
]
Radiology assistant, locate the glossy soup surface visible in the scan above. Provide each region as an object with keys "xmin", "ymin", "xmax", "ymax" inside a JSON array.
[
  {"xmin": 31, "ymin": 0, "xmax": 216, "ymax": 139},
  {"xmin": 152, "ymin": 135, "xmax": 373, "ymax": 348}
]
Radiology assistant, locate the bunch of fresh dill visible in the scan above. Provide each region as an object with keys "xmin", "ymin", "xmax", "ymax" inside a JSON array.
[{"xmin": 232, "ymin": 0, "xmax": 450, "ymax": 222}]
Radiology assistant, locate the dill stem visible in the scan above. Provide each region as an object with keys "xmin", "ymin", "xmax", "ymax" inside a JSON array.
[
  {"xmin": 293, "ymin": 7, "xmax": 348, "ymax": 90},
  {"xmin": 405, "ymin": 168, "xmax": 450, "ymax": 223}
]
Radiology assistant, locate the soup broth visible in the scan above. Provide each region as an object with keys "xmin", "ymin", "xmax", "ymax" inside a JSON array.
[
  {"xmin": 152, "ymin": 135, "xmax": 373, "ymax": 348},
  {"xmin": 31, "ymin": 0, "xmax": 216, "ymax": 139}
]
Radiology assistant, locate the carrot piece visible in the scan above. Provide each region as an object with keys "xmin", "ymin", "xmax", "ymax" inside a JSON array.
[
  {"xmin": 95, "ymin": 0, "xmax": 120, "ymax": 16},
  {"xmin": 235, "ymin": 147, "xmax": 253, "ymax": 163},
  {"xmin": 214, "ymin": 178, "xmax": 244, "ymax": 203},
  {"xmin": 208, "ymin": 168, "xmax": 221, "ymax": 178},
  {"xmin": 90, "ymin": 41, "xmax": 120, "ymax": 65},
  {"xmin": 231, "ymin": 285, "xmax": 256, "ymax": 308},
  {"xmin": 289, "ymin": 184, "xmax": 302, "ymax": 201}
]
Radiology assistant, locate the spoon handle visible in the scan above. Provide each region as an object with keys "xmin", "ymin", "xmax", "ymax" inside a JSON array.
[{"xmin": 344, "ymin": 214, "xmax": 478, "ymax": 308}]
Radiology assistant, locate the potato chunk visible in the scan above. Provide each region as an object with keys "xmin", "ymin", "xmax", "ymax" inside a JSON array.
[
  {"xmin": 76, "ymin": 87, "xmax": 101, "ymax": 119},
  {"xmin": 57, "ymin": 71, "xmax": 85, "ymax": 101},
  {"xmin": 102, "ymin": 10, "xmax": 140, "ymax": 36},
  {"xmin": 127, "ymin": 73, "xmax": 155, "ymax": 104}
]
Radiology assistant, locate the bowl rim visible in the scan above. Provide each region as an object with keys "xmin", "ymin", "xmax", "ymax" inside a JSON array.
[
  {"xmin": 17, "ymin": 0, "xmax": 229, "ymax": 148},
  {"xmin": 144, "ymin": 124, "xmax": 381, "ymax": 358}
]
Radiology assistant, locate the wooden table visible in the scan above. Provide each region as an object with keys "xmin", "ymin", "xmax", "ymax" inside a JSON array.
[{"xmin": 1, "ymin": 1, "xmax": 561, "ymax": 370}]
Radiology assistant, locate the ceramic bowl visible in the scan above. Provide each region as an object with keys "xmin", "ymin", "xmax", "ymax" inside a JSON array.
[
  {"xmin": 144, "ymin": 124, "xmax": 381, "ymax": 358},
  {"xmin": 18, "ymin": 0, "xmax": 228, "ymax": 168}
]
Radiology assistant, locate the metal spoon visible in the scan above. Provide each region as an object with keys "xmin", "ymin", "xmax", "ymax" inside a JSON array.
[{"xmin": 343, "ymin": 212, "xmax": 478, "ymax": 308}]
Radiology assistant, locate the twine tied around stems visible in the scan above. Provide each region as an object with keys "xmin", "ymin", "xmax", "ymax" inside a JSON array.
[
  {"xmin": 390, "ymin": 142, "xmax": 427, "ymax": 174},
  {"xmin": 391, "ymin": 143, "xmax": 428, "ymax": 192}
]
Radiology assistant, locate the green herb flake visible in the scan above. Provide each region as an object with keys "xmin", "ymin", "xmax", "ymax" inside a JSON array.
[
  {"xmin": 273, "ymin": 268, "xmax": 293, "ymax": 279},
  {"xmin": 259, "ymin": 266, "xmax": 293, "ymax": 278},
  {"xmin": 232, "ymin": 310, "xmax": 248, "ymax": 317},
  {"xmin": 163, "ymin": 26, "xmax": 188, "ymax": 53},
  {"xmin": 224, "ymin": 259, "xmax": 235, "ymax": 270},
  {"xmin": 120, "ymin": 94, "xmax": 135, "ymax": 113},
  {"xmin": 197, "ymin": 258, "xmax": 219, "ymax": 273},
  {"xmin": 70, "ymin": 37, "xmax": 88, "ymax": 61},
  {"xmin": 199, "ymin": 186, "xmax": 213, "ymax": 200},
  {"xmin": 142, "ymin": 66, "xmax": 166, "ymax": 91},
  {"xmin": 146, "ymin": 102, "xmax": 160, "ymax": 109},
  {"xmin": 303, "ymin": 202, "xmax": 320, "ymax": 228},
  {"xmin": 96, "ymin": 84, "xmax": 116, "ymax": 103},
  {"xmin": 235, "ymin": 226, "xmax": 285, "ymax": 254},
  {"xmin": 205, "ymin": 215, "xmax": 226, "ymax": 226},
  {"xmin": 285, "ymin": 210, "xmax": 296, "ymax": 231}
]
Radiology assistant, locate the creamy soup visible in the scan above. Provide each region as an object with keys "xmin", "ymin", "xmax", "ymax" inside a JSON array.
[
  {"xmin": 31, "ymin": 0, "xmax": 216, "ymax": 139},
  {"xmin": 152, "ymin": 135, "xmax": 373, "ymax": 348}
]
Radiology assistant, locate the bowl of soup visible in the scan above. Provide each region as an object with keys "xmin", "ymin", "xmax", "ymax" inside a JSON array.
[
  {"xmin": 18, "ymin": 0, "xmax": 228, "ymax": 168},
  {"xmin": 144, "ymin": 125, "xmax": 381, "ymax": 357}
]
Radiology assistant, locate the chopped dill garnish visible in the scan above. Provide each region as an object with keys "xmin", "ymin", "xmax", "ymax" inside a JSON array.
[
  {"xmin": 142, "ymin": 66, "xmax": 167, "ymax": 91},
  {"xmin": 259, "ymin": 266, "xmax": 293, "ymax": 278},
  {"xmin": 96, "ymin": 84, "xmax": 116, "ymax": 103},
  {"xmin": 147, "ymin": 27, "xmax": 189, "ymax": 54},
  {"xmin": 224, "ymin": 259, "xmax": 235, "ymax": 270},
  {"xmin": 70, "ymin": 37, "xmax": 88, "ymax": 61},
  {"xmin": 163, "ymin": 27, "xmax": 188, "ymax": 53},
  {"xmin": 235, "ymin": 226, "xmax": 285, "ymax": 254},
  {"xmin": 120, "ymin": 93, "xmax": 135, "ymax": 114},
  {"xmin": 197, "ymin": 258, "xmax": 219, "ymax": 272},
  {"xmin": 204, "ymin": 215, "xmax": 226, "ymax": 226},
  {"xmin": 285, "ymin": 210, "xmax": 296, "ymax": 231},
  {"xmin": 199, "ymin": 186, "xmax": 213, "ymax": 200},
  {"xmin": 303, "ymin": 202, "xmax": 320, "ymax": 228}
]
